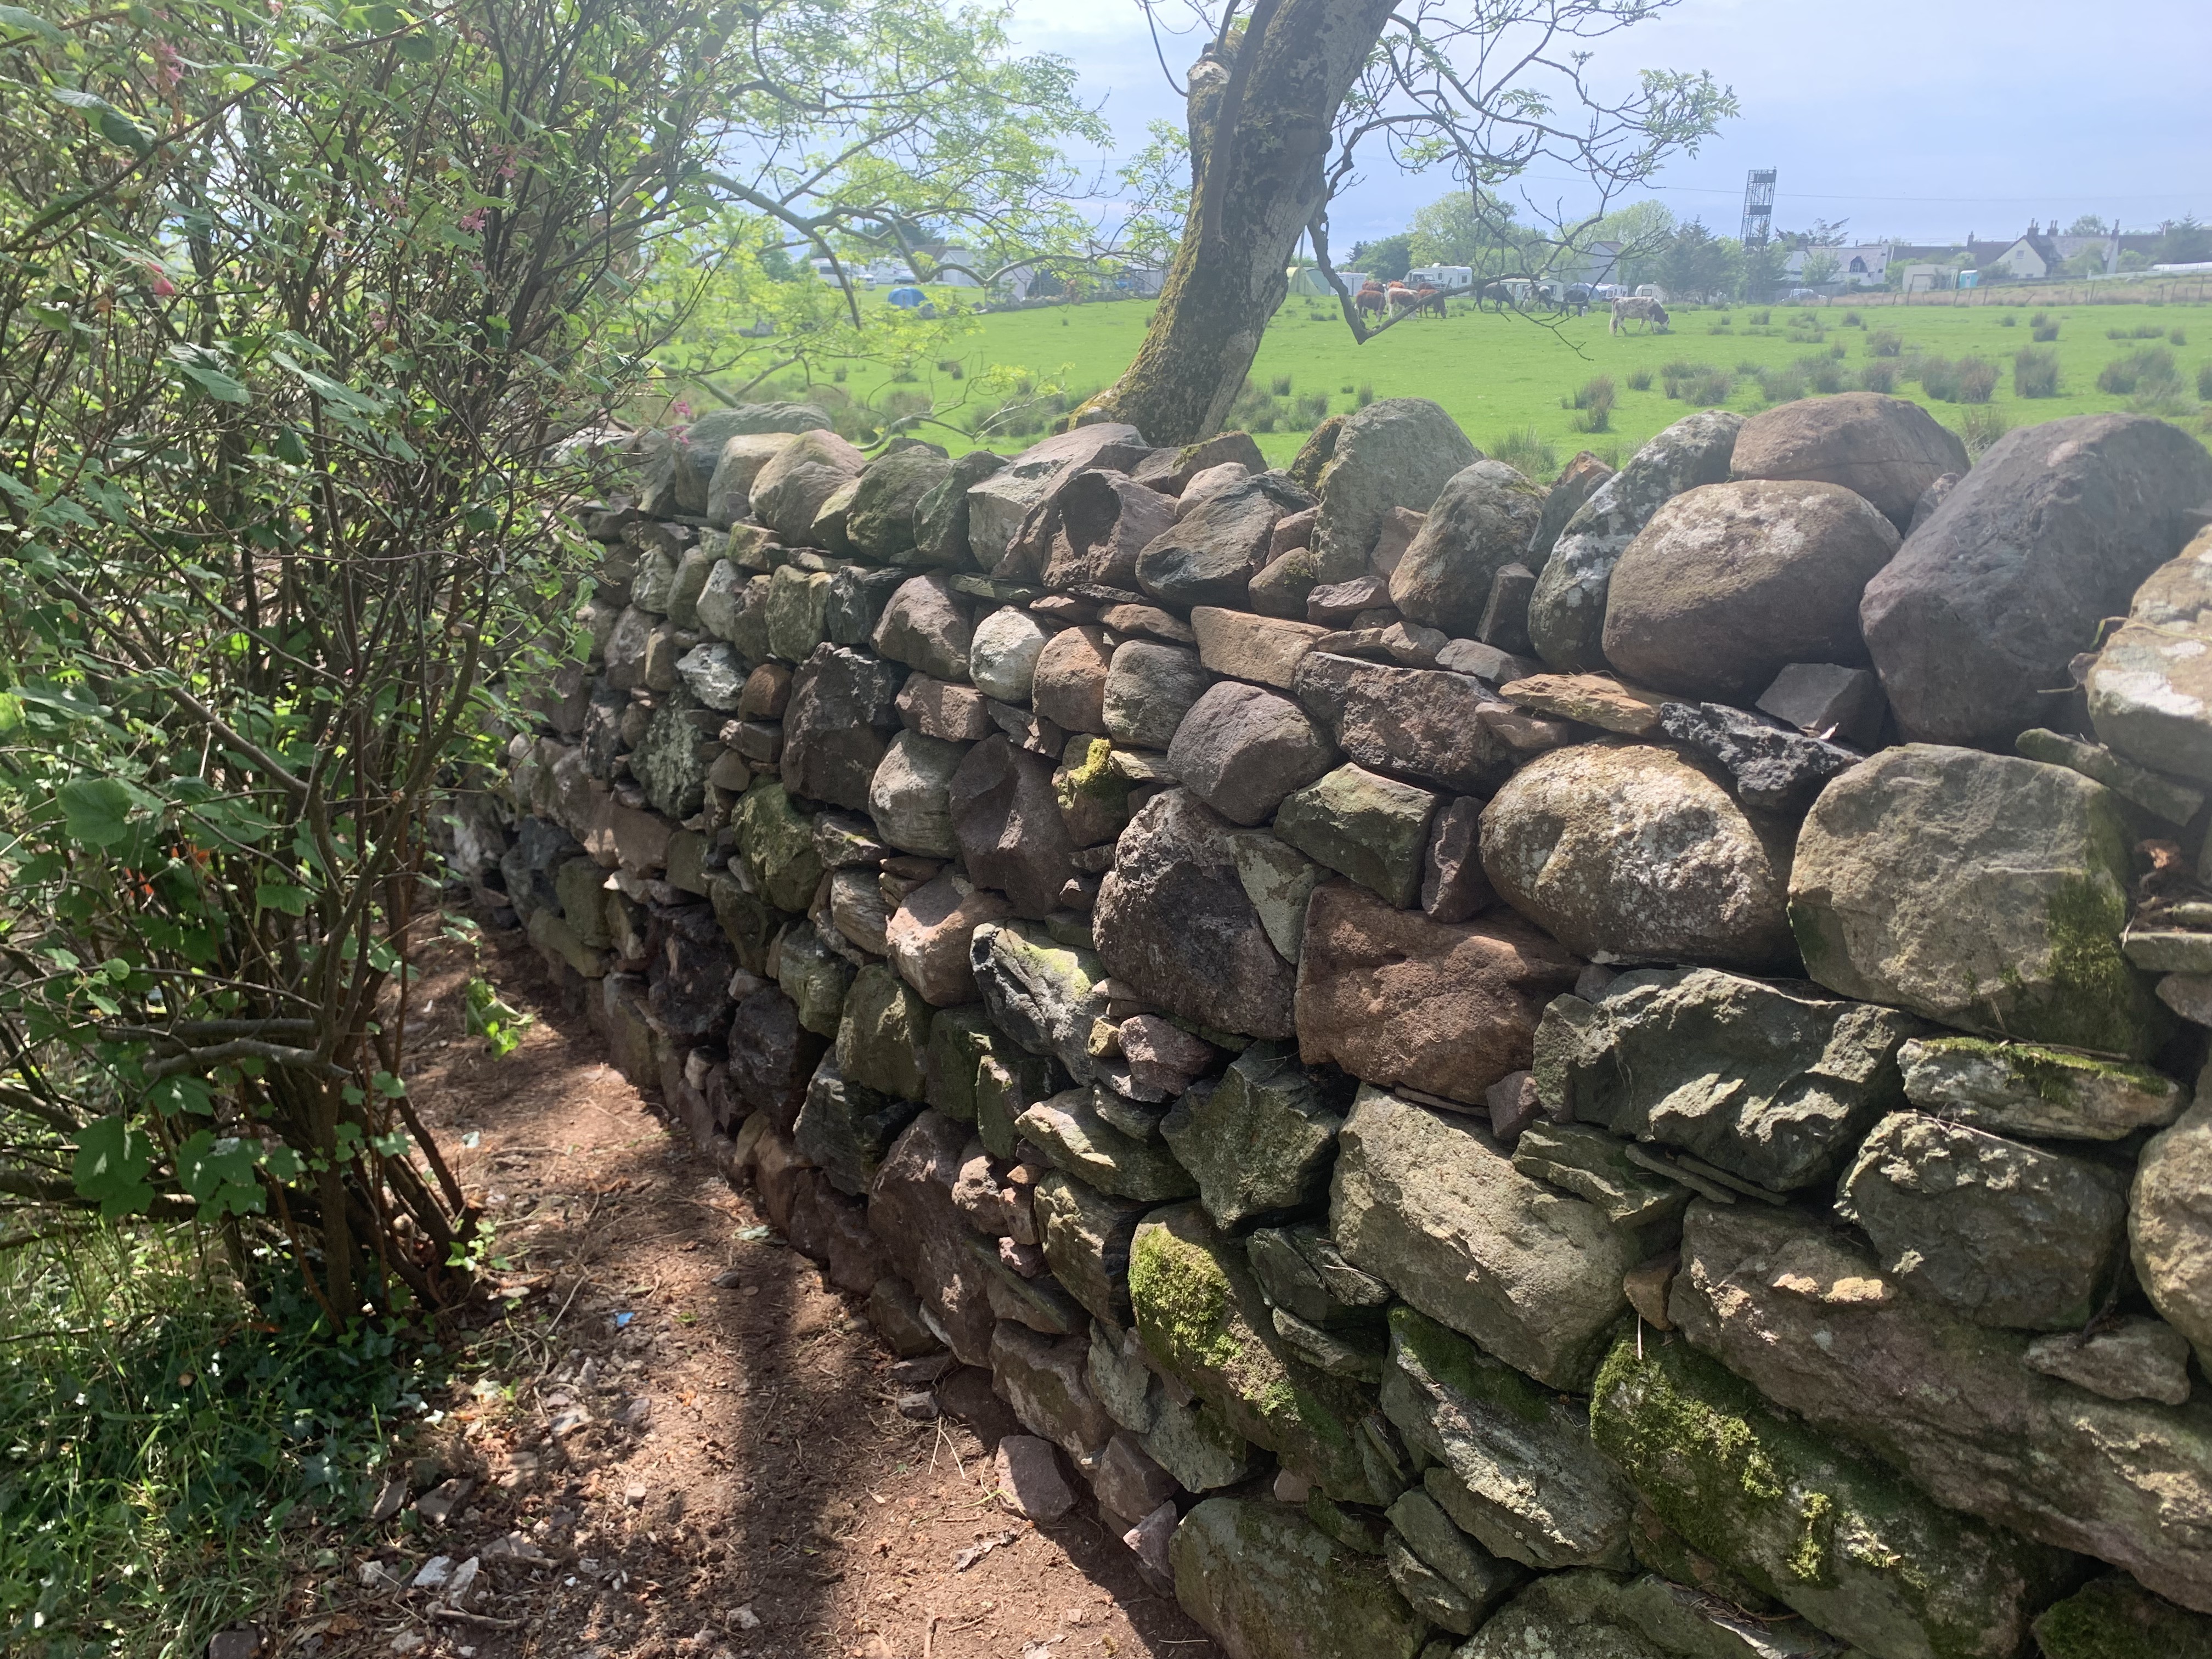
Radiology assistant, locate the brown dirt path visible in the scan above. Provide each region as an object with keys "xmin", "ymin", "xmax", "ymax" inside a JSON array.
[{"xmin": 306, "ymin": 932, "xmax": 1220, "ymax": 1659}]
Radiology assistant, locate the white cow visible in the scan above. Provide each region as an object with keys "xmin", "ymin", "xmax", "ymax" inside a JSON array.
[{"xmin": 1609, "ymin": 296, "xmax": 1671, "ymax": 335}]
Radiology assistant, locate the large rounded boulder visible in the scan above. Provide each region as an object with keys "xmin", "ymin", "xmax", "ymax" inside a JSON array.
[
  {"xmin": 1304, "ymin": 398, "xmax": 1481, "ymax": 584},
  {"xmin": 1527, "ymin": 409, "xmax": 1743, "ymax": 672},
  {"xmin": 1387, "ymin": 459, "xmax": 1546, "ymax": 637},
  {"xmin": 1601, "ymin": 479, "xmax": 1900, "ymax": 701},
  {"xmin": 1730, "ymin": 392, "xmax": 1970, "ymax": 531},
  {"xmin": 1480, "ymin": 744, "xmax": 1795, "ymax": 970},
  {"xmin": 1861, "ymin": 414, "xmax": 2212, "ymax": 750},
  {"xmin": 1788, "ymin": 744, "xmax": 2168, "ymax": 1057},
  {"xmin": 747, "ymin": 427, "xmax": 866, "ymax": 541}
]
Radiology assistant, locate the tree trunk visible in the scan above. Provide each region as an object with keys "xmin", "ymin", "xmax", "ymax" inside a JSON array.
[{"xmin": 1079, "ymin": 0, "xmax": 1395, "ymax": 445}]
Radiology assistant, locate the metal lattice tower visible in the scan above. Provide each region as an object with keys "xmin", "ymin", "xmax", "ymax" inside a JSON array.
[{"xmin": 1741, "ymin": 168, "xmax": 1776, "ymax": 245}]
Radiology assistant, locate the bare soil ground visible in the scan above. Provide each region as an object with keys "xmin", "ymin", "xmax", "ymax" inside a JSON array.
[{"xmin": 294, "ymin": 930, "xmax": 1218, "ymax": 1659}]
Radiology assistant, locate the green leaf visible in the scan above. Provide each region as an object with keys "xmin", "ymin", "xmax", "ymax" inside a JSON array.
[
  {"xmin": 167, "ymin": 343, "xmax": 250, "ymax": 404},
  {"xmin": 174, "ymin": 1130, "xmax": 266, "ymax": 1220},
  {"xmin": 0, "ymin": 5, "xmax": 67, "ymax": 43},
  {"xmin": 150, "ymin": 1075, "xmax": 216, "ymax": 1117},
  {"xmin": 177, "ymin": 362, "xmax": 251, "ymax": 404},
  {"xmin": 72, "ymin": 1115, "xmax": 155, "ymax": 1217},
  {"xmin": 52, "ymin": 88, "xmax": 153, "ymax": 157},
  {"xmin": 394, "ymin": 29, "xmax": 437, "ymax": 61},
  {"xmin": 373, "ymin": 1070, "xmax": 408, "ymax": 1099},
  {"xmin": 269, "ymin": 351, "xmax": 384, "ymax": 415},
  {"xmin": 254, "ymin": 881, "xmax": 310, "ymax": 916},
  {"xmin": 58, "ymin": 777, "xmax": 133, "ymax": 848}
]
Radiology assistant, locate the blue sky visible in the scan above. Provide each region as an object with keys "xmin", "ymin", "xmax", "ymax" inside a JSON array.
[{"xmin": 1007, "ymin": 0, "xmax": 2212, "ymax": 249}]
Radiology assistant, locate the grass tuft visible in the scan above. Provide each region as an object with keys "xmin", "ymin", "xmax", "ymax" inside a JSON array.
[{"xmin": 0, "ymin": 1229, "xmax": 432, "ymax": 1657}]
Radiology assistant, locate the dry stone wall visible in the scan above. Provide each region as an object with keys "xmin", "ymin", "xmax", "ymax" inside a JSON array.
[{"xmin": 492, "ymin": 390, "xmax": 2212, "ymax": 1658}]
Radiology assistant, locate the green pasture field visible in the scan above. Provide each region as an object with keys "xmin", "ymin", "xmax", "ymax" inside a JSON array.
[{"xmin": 827, "ymin": 287, "xmax": 2212, "ymax": 475}]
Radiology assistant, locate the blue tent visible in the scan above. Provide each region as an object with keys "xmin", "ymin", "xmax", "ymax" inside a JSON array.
[{"xmin": 887, "ymin": 285, "xmax": 927, "ymax": 309}]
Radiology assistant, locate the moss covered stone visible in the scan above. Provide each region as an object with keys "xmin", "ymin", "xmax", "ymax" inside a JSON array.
[
  {"xmin": 1160, "ymin": 1041, "xmax": 1351, "ymax": 1231},
  {"xmin": 1384, "ymin": 1489, "xmax": 1525, "ymax": 1619},
  {"xmin": 1897, "ymin": 1035, "xmax": 2185, "ymax": 1141},
  {"xmin": 1786, "ymin": 745, "xmax": 2169, "ymax": 1058},
  {"xmin": 1590, "ymin": 1334, "xmax": 2072, "ymax": 1659},
  {"xmin": 764, "ymin": 562, "xmax": 834, "ymax": 663},
  {"xmin": 708, "ymin": 871, "xmax": 779, "ymax": 975},
  {"xmin": 791, "ymin": 1057, "xmax": 922, "ymax": 1197},
  {"xmin": 635, "ymin": 686, "xmax": 709, "ymax": 819},
  {"xmin": 1381, "ymin": 1305, "xmax": 1633, "ymax": 1572},
  {"xmin": 971, "ymin": 919, "xmax": 1112, "ymax": 1085},
  {"xmin": 1130, "ymin": 1203, "xmax": 1401, "ymax": 1505},
  {"xmin": 923, "ymin": 1004, "xmax": 996, "ymax": 1122},
  {"xmin": 1169, "ymin": 1497, "xmax": 1431, "ymax": 1659},
  {"xmin": 834, "ymin": 963, "xmax": 933, "ymax": 1101},
  {"xmin": 1052, "ymin": 735, "xmax": 1135, "ymax": 848},
  {"xmin": 1017, "ymin": 1087, "xmax": 1199, "ymax": 1203},
  {"xmin": 2033, "ymin": 1577, "xmax": 2212, "ymax": 1659},
  {"xmin": 973, "ymin": 1048, "xmax": 1062, "ymax": 1161},
  {"xmin": 736, "ymin": 781, "xmax": 823, "ymax": 913},
  {"xmin": 775, "ymin": 921, "xmax": 853, "ymax": 1038},
  {"xmin": 1034, "ymin": 1169, "xmax": 1151, "ymax": 1324}
]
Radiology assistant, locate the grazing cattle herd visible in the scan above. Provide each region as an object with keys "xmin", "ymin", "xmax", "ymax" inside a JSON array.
[{"xmin": 1351, "ymin": 275, "xmax": 1651, "ymax": 326}]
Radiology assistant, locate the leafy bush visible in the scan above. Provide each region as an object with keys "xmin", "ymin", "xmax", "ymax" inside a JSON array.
[
  {"xmin": 1357, "ymin": 382, "xmax": 1375, "ymax": 407},
  {"xmin": 2199, "ymin": 363, "xmax": 2212, "ymax": 401},
  {"xmin": 1868, "ymin": 329, "xmax": 1903, "ymax": 357},
  {"xmin": 2110, "ymin": 323, "xmax": 2169, "ymax": 339},
  {"xmin": 1748, "ymin": 309, "xmax": 1771, "ymax": 325},
  {"xmin": 2033, "ymin": 321, "xmax": 2060, "ymax": 342},
  {"xmin": 2015, "ymin": 347, "xmax": 2062, "ymax": 398},
  {"xmin": 0, "ymin": 0, "xmax": 1098, "ymax": 1316},
  {"xmin": 1270, "ymin": 374, "xmax": 1295, "ymax": 397},
  {"xmin": 1858, "ymin": 359, "xmax": 1898, "ymax": 393},
  {"xmin": 2030, "ymin": 312, "xmax": 2049, "ymax": 328},
  {"xmin": 2000, "ymin": 313, "xmax": 2018, "ymax": 327},
  {"xmin": 2173, "ymin": 328, "xmax": 2190, "ymax": 347},
  {"xmin": 1294, "ymin": 391, "xmax": 1332, "ymax": 427},
  {"xmin": 1626, "ymin": 369, "xmax": 1654, "ymax": 392},
  {"xmin": 1843, "ymin": 310, "xmax": 1864, "ymax": 327}
]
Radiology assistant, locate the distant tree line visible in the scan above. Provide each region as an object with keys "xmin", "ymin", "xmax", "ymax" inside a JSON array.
[{"xmin": 1351, "ymin": 195, "xmax": 2212, "ymax": 302}]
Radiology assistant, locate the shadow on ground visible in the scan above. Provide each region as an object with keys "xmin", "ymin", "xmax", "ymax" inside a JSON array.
[{"xmin": 319, "ymin": 928, "xmax": 1217, "ymax": 1659}]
